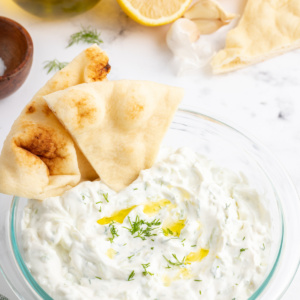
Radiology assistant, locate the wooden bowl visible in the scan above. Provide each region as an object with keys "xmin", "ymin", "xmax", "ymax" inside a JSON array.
[{"xmin": 0, "ymin": 16, "xmax": 33, "ymax": 100}]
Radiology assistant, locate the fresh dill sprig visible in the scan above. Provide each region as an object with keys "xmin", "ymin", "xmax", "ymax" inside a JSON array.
[
  {"xmin": 67, "ymin": 26, "xmax": 103, "ymax": 48},
  {"xmin": 141, "ymin": 263, "xmax": 154, "ymax": 276},
  {"xmin": 43, "ymin": 59, "xmax": 68, "ymax": 74},
  {"xmin": 163, "ymin": 253, "xmax": 185, "ymax": 267},
  {"xmin": 128, "ymin": 270, "xmax": 135, "ymax": 281},
  {"xmin": 108, "ymin": 222, "xmax": 119, "ymax": 243},
  {"xmin": 102, "ymin": 193, "xmax": 109, "ymax": 202},
  {"xmin": 124, "ymin": 216, "xmax": 161, "ymax": 240}
]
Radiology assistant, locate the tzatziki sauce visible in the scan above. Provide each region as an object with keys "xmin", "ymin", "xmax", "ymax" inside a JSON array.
[{"xmin": 22, "ymin": 147, "xmax": 271, "ymax": 300}]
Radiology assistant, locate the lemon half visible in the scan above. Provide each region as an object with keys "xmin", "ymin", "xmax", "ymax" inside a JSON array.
[{"xmin": 117, "ymin": 0, "xmax": 193, "ymax": 26}]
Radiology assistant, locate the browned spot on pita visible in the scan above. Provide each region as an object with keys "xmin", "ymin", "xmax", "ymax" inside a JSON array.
[
  {"xmin": 26, "ymin": 104, "xmax": 36, "ymax": 114},
  {"xmin": 16, "ymin": 124, "xmax": 66, "ymax": 175},
  {"xmin": 74, "ymin": 97, "xmax": 97, "ymax": 128},
  {"xmin": 48, "ymin": 78, "xmax": 71, "ymax": 92},
  {"xmin": 126, "ymin": 102, "xmax": 144, "ymax": 120},
  {"xmin": 85, "ymin": 47, "xmax": 111, "ymax": 82},
  {"xmin": 42, "ymin": 103, "xmax": 52, "ymax": 116}
]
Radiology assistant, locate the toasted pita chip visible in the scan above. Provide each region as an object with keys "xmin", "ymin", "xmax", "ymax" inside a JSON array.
[
  {"xmin": 0, "ymin": 45, "xmax": 110, "ymax": 200},
  {"xmin": 184, "ymin": 0, "xmax": 236, "ymax": 35},
  {"xmin": 211, "ymin": 0, "xmax": 300, "ymax": 73},
  {"xmin": 44, "ymin": 80, "xmax": 184, "ymax": 192}
]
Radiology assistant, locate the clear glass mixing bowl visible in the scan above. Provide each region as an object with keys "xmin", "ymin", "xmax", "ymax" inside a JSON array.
[{"xmin": 0, "ymin": 108, "xmax": 299, "ymax": 299}]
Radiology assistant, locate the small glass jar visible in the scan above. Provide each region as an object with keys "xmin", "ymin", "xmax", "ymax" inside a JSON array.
[{"xmin": 12, "ymin": 0, "xmax": 101, "ymax": 18}]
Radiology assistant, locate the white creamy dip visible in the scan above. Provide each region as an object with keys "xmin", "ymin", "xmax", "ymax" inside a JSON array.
[
  {"xmin": 0, "ymin": 57, "xmax": 6, "ymax": 76},
  {"xmin": 22, "ymin": 148, "xmax": 271, "ymax": 300}
]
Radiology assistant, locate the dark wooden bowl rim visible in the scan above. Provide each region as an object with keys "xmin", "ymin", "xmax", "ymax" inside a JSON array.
[{"xmin": 0, "ymin": 16, "xmax": 33, "ymax": 81}]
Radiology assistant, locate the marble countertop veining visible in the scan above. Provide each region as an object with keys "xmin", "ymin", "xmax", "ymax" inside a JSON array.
[{"xmin": 0, "ymin": 0, "xmax": 300, "ymax": 299}]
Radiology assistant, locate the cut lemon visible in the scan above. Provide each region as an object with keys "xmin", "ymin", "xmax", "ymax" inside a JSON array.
[{"xmin": 117, "ymin": 0, "xmax": 193, "ymax": 26}]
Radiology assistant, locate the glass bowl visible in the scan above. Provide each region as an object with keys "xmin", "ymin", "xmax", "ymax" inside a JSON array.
[
  {"xmin": 0, "ymin": 108, "xmax": 299, "ymax": 299},
  {"xmin": 12, "ymin": 0, "xmax": 101, "ymax": 18}
]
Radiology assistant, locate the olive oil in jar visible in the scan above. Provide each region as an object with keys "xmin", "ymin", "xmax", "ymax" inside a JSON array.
[{"xmin": 13, "ymin": 0, "xmax": 101, "ymax": 18}]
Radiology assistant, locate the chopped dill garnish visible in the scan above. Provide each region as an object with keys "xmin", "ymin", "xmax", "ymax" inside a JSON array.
[
  {"xmin": 141, "ymin": 263, "xmax": 154, "ymax": 276},
  {"xmin": 151, "ymin": 247, "xmax": 154, "ymax": 250},
  {"xmin": 194, "ymin": 279, "xmax": 202, "ymax": 282},
  {"xmin": 181, "ymin": 238, "xmax": 186, "ymax": 246},
  {"xmin": 163, "ymin": 254, "xmax": 185, "ymax": 267},
  {"xmin": 43, "ymin": 59, "xmax": 68, "ymax": 74},
  {"xmin": 128, "ymin": 254, "xmax": 135, "ymax": 260},
  {"xmin": 243, "ymin": 236, "xmax": 245, "ymax": 240},
  {"xmin": 162, "ymin": 228, "xmax": 173, "ymax": 236},
  {"xmin": 67, "ymin": 26, "xmax": 103, "ymax": 48},
  {"xmin": 240, "ymin": 248, "xmax": 248, "ymax": 253},
  {"xmin": 124, "ymin": 216, "xmax": 161, "ymax": 240},
  {"xmin": 102, "ymin": 193, "xmax": 109, "ymax": 202},
  {"xmin": 133, "ymin": 188, "xmax": 138, "ymax": 190},
  {"xmin": 191, "ymin": 245, "xmax": 196, "ymax": 247},
  {"xmin": 108, "ymin": 222, "xmax": 119, "ymax": 243},
  {"xmin": 99, "ymin": 207, "xmax": 102, "ymax": 212},
  {"xmin": 96, "ymin": 200, "xmax": 103, "ymax": 204},
  {"xmin": 199, "ymin": 290, "xmax": 202, "ymax": 295},
  {"xmin": 95, "ymin": 276, "xmax": 102, "ymax": 280},
  {"xmin": 128, "ymin": 270, "xmax": 135, "ymax": 281},
  {"xmin": 262, "ymin": 243, "xmax": 265, "ymax": 250}
]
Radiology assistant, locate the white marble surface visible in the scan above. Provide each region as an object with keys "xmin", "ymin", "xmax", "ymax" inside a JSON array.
[{"xmin": 0, "ymin": 0, "xmax": 300, "ymax": 299}]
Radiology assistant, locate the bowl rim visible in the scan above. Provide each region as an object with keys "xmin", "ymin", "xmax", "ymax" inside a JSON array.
[
  {"xmin": 0, "ymin": 16, "xmax": 33, "ymax": 81},
  {"xmin": 1, "ymin": 108, "xmax": 300, "ymax": 300}
]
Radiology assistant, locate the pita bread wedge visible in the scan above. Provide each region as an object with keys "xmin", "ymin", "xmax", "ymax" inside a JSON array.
[
  {"xmin": 44, "ymin": 80, "xmax": 184, "ymax": 192},
  {"xmin": 0, "ymin": 45, "xmax": 110, "ymax": 200},
  {"xmin": 212, "ymin": 0, "xmax": 300, "ymax": 73}
]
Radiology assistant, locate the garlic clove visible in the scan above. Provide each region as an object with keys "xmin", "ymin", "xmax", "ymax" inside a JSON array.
[
  {"xmin": 184, "ymin": 0, "xmax": 236, "ymax": 34},
  {"xmin": 193, "ymin": 19, "xmax": 226, "ymax": 35}
]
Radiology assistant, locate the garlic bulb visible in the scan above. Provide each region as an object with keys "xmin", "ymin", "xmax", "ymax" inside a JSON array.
[{"xmin": 166, "ymin": 18, "xmax": 214, "ymax": 75}]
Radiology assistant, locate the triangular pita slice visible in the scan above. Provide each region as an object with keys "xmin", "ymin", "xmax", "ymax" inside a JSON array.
[
  {"xmin": 211, "ymin": 0, "xmax": 300, "ymax": 73},
  {"xmin": 44, "ymin": 80, "xmax": 184, "ymax": 192},
  {"xmin": 0, "ymin": 45, "xmax": 110, "ymax": 200}
]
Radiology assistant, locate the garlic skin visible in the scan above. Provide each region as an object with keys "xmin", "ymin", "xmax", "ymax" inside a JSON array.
[
  {"xmin": 166, "ymin": 18, "xmax": 200, "ymax": 58},
  {"xmin": 166, "ymin": 18, "xmax": 214, "ymax": 75}
]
